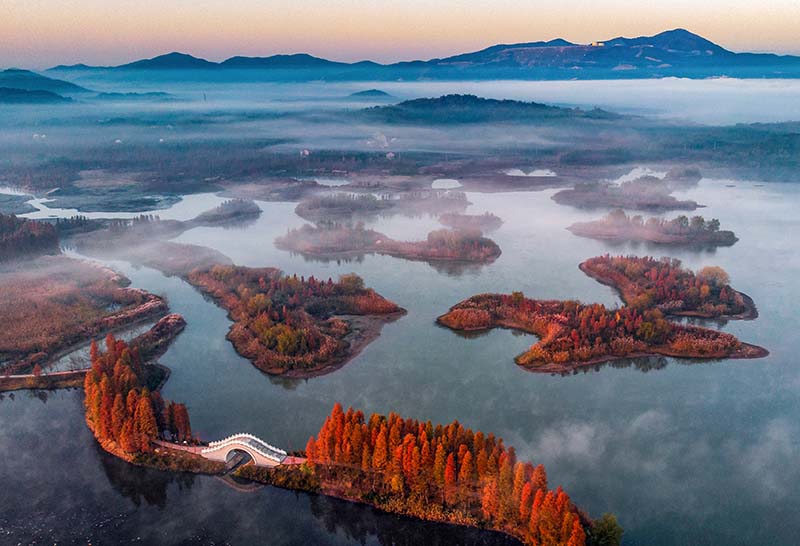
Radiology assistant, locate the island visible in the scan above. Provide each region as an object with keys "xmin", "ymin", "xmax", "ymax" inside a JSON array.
[
  {"xmin": 294, "ymin": 190, "xmax": 470, "ymax": 223},
  {"xmin": 189, "ymin": 198, "xmax": 261, "ymax": 226},
  {"xmin": 437, "ymin": 255, "xmax": 766, "ymax": 373},
  {"xmin": 92, "ymin": 91, "xmax": 174, "ymax": 102},
  {"xmin": 439, "ymin": 212, "xmax": 504, "ymax": 233},
  {"xmin": 552, "ymin": 176, "xmax": 700, "ymax": 212},
  {"xmin": 276, "ymin": 223, "xmax": 501, "ymax": 265},
  {"xmin": 185, "ymin": 265, "xmax": 405, "ymax": 377},
  {"xmin": 438, "ymin": 293, "xmax": 766, "ymax": 372},
  {"xmin": 295, "ymin": 193, "xmax": 393, "ymax": 221},
  {"xmin": 0, "ymin": 193, "xmax": 37, "ymax": 215},
  {"xmin": 568, "ymin": 209, "xmax": 737, "ymax": 246},
  {"xmin": 580, "ymin": 255, "xmax": 756, "ymax": 319}
]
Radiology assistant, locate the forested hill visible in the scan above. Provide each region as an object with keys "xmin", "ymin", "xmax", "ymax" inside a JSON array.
[{"xmin": 361, "ymin": 94, "xmax": 619, "ymax": 124}]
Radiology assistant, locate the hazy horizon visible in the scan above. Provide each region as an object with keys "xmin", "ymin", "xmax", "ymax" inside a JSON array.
[{"xmin": 4, "ymin": 0, "xmax": 800, "ymax": 69}]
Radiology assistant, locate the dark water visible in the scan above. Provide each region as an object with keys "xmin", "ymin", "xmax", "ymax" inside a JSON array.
[
  {"xmin": 3, "ymin": 178, "xmax": 799, "ymax": 545},
  {"xmin": 0, "ymin": 390, "xmax": 517, "ymax": 546}
]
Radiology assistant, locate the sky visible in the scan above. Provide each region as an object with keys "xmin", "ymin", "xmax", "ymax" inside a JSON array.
[{"xmin": 3, "ymin": 0, "xmax": 800, "ymax": 68}]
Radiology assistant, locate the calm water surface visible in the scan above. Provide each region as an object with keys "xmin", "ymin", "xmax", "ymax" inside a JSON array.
[{"xmin": 2, "ymin": 177, "xmax": 799, "ymax": 545}]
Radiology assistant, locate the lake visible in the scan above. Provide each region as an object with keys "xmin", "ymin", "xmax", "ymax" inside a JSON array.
[{"xmin": 2, "ymin": 174, "xmax": 798, "ymax": 545}]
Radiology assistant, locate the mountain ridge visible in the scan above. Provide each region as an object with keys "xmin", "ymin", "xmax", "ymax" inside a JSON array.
[
  {"xmin": 41, "ymin": 29, "xmax": 800, "ymax": 80},
  {"xmin": 0, "ymin": 68, "xmax": 91, "ymax": 94}
]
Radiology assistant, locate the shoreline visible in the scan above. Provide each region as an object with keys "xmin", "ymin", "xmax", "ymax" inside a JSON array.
[
  {"xmin": 436, "ymin": 296, "xmax": 769, "ymax": 375},
  {"xmin": 236, "ymin": 464, "xmax": 529, "ymax": 546},
  {"xmin": 513, "ymin": 341, "xmax": 770, "ymax": 374},
  {"xmin": 0, "ymin": 314, "xmax": 186, "ymax": 393}
]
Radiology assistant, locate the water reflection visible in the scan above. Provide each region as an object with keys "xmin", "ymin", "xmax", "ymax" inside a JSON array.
[
  {"xmin": 98, "ymin": 443, "xmax": 196, "ymax": 508},
  {"xmin": 0, "ymin": 391, "xmax": 521, "ymax": 546},
  {"xmin": 287, "ymin": 248, "xmax": 493, "ymax": 277},
  {"xmin": 307, "ymin": 493, "xmax": 520, "ymax": 546},
  {"xmin": 2, "ymin": 179, "xmax": 799, "ymax": 546}
]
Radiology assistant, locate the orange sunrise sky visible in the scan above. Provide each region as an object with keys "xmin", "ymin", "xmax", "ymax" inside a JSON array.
[{"xmin": 2, "ymin": 0, "xmax": 799, "ymax": 68}]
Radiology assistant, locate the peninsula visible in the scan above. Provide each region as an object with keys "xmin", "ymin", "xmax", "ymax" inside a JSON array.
[{"xmin": 81, "ymin": 333, "xmax": 621, "ymax": 546}]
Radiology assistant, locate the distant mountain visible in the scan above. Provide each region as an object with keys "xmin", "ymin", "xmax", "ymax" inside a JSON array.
[
  {"xmin": 418, "ymin": 29, "xmax": 800, "ymax": 77},
  {"xmin": 361, "ymin": 94, "xmax": 619, "ymax": 124},
  {"xmin": 0, "ymin": 87, "xmax": 71, "ymax": 104},
  {"xmin": 220, "ymin": 53, "xmax": 346, "ymax": 69},
  {"xmin": 0, "ymin": 69, "xmax": 90, "ymax": 94},
  {"xmin": 49, "ymin": 63, "xmax": 98, "ymax": 71},
  {"xmin": 43, "ymin": 29, "xmax": 800, "ymax": 80},
  {"xmin": 119, "ymin": 52, "xmax": 218, "ymax": 70}
]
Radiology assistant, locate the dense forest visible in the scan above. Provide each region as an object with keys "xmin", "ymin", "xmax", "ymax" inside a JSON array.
[
  {"xmin": 580, "ymin": 255, "xmax": 755, "ymax": 318},
  {"xmin": 185, "ymin": 266, "xmax": 403, "ymax": 375},
  {"xmin": 0, "ymin": 214, "xmax": 59, "ymax": 261},
  {"xmin": 438, "ymin": 292, "xmax": 763, "ymax": 370},
  {"xmin": 276, "ymin": 223, "xmax": 501, "ymax": 264},
  {"xmin": 301, "ymin": 403, "xmax": 622, "ymax": 546},
  {"xmin": 568, "ymin": 210, "xmax": 737, "ymax": 246},
  {"xmin": 83, "ymin": 335, "xmax": 191, "ymax": 454}
]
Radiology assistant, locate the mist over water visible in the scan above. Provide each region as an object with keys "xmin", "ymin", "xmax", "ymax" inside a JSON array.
[
  {"xmin": 23, "ymin": 75, "xmax": 800, "ymax": 124},
  {"xmin": 1, "ymin": 71, "xmax": 799, "ymax": 546},
  {"xmin": 2, "ymin": 176, "xmax": 796, "ymax": 545}
]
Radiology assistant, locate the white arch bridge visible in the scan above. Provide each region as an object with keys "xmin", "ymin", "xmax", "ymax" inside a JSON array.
[{"xmin": 200, "ymin": 433, "xmax": 288, "ymax": 467}]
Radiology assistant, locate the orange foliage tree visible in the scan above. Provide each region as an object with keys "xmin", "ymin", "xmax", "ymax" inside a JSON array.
[
  {"xmin": 83, "ymin": 334, "xmax": 191, "ymax": 454},
  {"xmin": 305, "ymin": 403, "xmax": 589, "ymax": 546},
  {"xmin": 186, "ymin": 265, "xmax": 402, "ymax": 373}
]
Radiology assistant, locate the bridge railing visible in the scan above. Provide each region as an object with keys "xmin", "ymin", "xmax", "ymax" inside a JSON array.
[
  {"xmin": 207, "ymin": 433, "xmax": 287, "ymax": 456},
  {"xmin": 202, "ymin": 433, "xmax": 287, "ymax": 463}
]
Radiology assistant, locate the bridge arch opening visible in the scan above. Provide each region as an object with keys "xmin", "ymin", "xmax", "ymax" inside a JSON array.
[{"xmin": 225, "ymin": 448, "xmax": 254, "ymax": 471}]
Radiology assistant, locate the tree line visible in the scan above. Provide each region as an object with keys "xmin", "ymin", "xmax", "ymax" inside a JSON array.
[
  {"xmin": 0, "ymin": 213, "xmax": 59, "ymax": 261},
  {"xmin": 305, "ymin": 403, "xmax": 622, "ymax": 546},
  {"xmin": 83, "ymin": 334, "xmax": 191, "ymax": 454}
]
